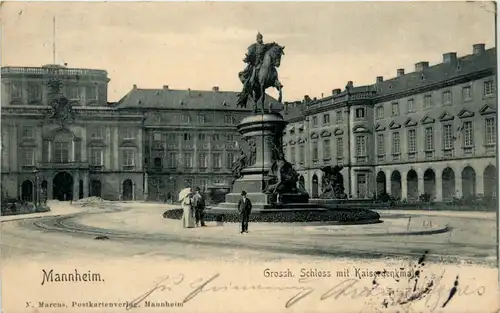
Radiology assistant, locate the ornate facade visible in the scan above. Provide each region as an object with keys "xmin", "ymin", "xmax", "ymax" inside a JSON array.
[
  {"xmin": 1, "ymin": 65, "xmax": 144, "ymax": 201},
  {"xmin": 0, "ymin": 65, "xmax": 278, "ymax": 202},
  {"xmin": 283, "ymin": 44, "xmax": 497, "ymax": 201}
]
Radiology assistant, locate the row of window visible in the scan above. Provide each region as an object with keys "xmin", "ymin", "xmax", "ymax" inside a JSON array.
[
  {"xmin": 288, "ymin": 118, "xmax": 496, "ymax": 163},
  {"xmin": 153, "ymin": 132, "xmax": 235, "ymax": 142},
  {"xmin": 21, "ymin": 127, "xmax": 238, "ymax": 142},
  {"xmin": 376, "ymin": 82, "xmax": 495, "ymax": 119},
  {"xmin": 10, "ymin": 83, "xmax": 99, "ymax": 102},
  {"xmin": 289, "ymin": 137, "xmax": 345, "ymax": 164},
  {"xmin": 19, "ymin": 127, "xmax": 137, "ymax": 141},
  {"xmin": 309, "ymin": 81, "xmax": 496, "ymax": 126},
  {"xmin": 157, "ymin": 152, "xmax": 236, "ymax": 169},
  {"xmin": 90, "ymin": 150, "xmax": 238, "ymax": 169},
  {"xmin": 181, "ymin": 114, "xmax": 237, "ymax": 124},
  {"xmin": 381, "ymin": 118, "xmax": 496, "ymax": 156}
]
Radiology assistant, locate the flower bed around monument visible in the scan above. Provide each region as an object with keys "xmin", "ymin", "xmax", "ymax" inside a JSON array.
[{"xmin": 163, "ymin": 208, "xmax": 380, "ymax": 224}]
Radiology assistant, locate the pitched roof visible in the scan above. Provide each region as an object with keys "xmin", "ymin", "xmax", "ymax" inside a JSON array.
[
  {"xmin": 282, "ymin": 101, "xmax": 305, "ymax": 120},
  {"xmin": 115, "ymin": 87, "xmax": 279, "ymax": 111},
  {"xmin": 374, "ymin": 48, "xmax": 496, "ymax": 98}
]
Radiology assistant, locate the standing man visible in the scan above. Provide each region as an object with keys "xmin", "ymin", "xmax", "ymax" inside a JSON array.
[
  {"xmin": 237, "ymin": 191, "xmax": 252, "ymax": 234},
  {"xmin": 193, "ymin": 187, "xmax": 207, "ymax": 227}
]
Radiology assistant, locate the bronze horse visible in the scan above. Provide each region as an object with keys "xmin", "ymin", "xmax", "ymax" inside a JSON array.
[{"xmin": 237, "ymin": 43, "xmax": 285, "ymax": 113}]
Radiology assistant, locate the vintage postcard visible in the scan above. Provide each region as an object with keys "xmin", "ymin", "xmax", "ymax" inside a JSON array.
[{"xmin": 1, "ymin": 1, "xmax": 498, "ymax": 313}]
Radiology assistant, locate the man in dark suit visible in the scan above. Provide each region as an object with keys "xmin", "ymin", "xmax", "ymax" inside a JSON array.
[{"xmin": 237, "ymin": 191, "xmax": 252, "ymax": 234}]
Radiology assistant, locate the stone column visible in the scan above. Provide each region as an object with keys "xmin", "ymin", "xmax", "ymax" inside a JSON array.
[
  {"xmin": 476, "ymin": 173, "xmax": 484, "ymax": 197},
  {"xmin": 144, "ymin": 172, "xmax": 149, "ymax": 201},
  {"xmin": 47, "ymin": 177, "xmax": 53, "ymax": 200},
  {"xmin": 385, "ymin": 170, "xmax": 391, "ymax": 194},
  {"xmin": 48, "ymin": 140, "xmax": 52, "ymax": 163},
  {"xmin": 401, "ymin": 173, "xmax": 408, "ymax": 200},
  {"xmin": 418, "ymin": 177, "xmax": 424, "ymax": 196},
  {"xmin": 81, "ymin": 127, "xmax": 87, "ymax": 162},
  {"xmin": 435, "ymin": 171, "xmax": 443, "ymax": 202},
  {"xmin": 10, "ymin": 124, "xmax": 18, "ymax": 171},
  {"xmin": 83, "ymin": 172, "xmax": 89, "ymax": 198},
  {"xmin": 112, "ymin": 127, "xmax": 118, "ymax": 169},
  {"xmin": 178, "ymin": 134, "xmax": 183, "ymax": 170},
  {"xmin": 455, "ymin": 175, "xmax": 463, "ymax": 198},
  {"xmin": 352, "ymin": 173, "xmax": 359, "ymax": 199},
  {"xmin": 132, "ymin": 181, "xmax": 136, "ymax": 201},
  {"xmin": 72, "ymin": 139, "xmax": 76, "ymax": 162},
  {"xmin": 73, "ymin": 171, "xmax": 80, "ymax": 201}
]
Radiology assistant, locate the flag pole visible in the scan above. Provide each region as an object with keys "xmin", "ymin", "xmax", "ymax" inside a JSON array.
[{"xmin": 52, "ymin": 16, "xmax": 56, "ymax": 64}]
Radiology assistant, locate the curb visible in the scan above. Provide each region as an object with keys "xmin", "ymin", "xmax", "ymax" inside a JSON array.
[
  {"xmin": 305, "ymin": 225, "xmax": 450, "ymax": 237},
  {"xmin": 0, "ymin": 214, "xmax": 64, "ymax": 223}
]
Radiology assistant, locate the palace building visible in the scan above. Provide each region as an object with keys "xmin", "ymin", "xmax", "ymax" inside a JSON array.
[
  {"xmin": 1, "ymin": 65, "xmax": 145, "ymax": 201},
  {"xmin": 282, "ymin": 43, "xmax": 497, "ymax": 201},
  {"xmin": 1, "ymin": 64, "xmax": 277, "ymax": 202},
  {"xmin": 116, "ymin": 85, "xmax": 276, "ymax": 201}
]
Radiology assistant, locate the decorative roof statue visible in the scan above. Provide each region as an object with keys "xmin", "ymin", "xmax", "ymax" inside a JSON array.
[
  {"xmin": 236, "ymin": 32, "xmax": 286, "ymax": 114},
  {"xmin": 47, "ymin": 69, "xmax": 76, "ymax": 126}
]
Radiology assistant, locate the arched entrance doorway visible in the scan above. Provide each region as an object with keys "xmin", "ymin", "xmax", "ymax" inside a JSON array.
[
  {"xmin": 376, "ymin": 171, "xmax": 386, "ymax": 196},
  {"xmin": 462, "ymin": 166, "xmax": 476, "ymax": 198},
  {"xmin": 484, "ymin": 165, "xmax": 497, "ymax": 197},
  {"xmin": 21, "ymin": 180, "xmax": 33, "ymax": 202},
  {"xmin": 312, "ymin": 174, "xmax": 319, "ymax": 198},
  {"xmin": 122, "ymin": 179, "xmax": 133, "ymax": 201},
  {"xmin": 91, "ymin": 180, "xmax": 102, "ymax": 197},
  {"xmin": 390, "ymin": 171, "xmax": 401, "ymax": 199},
  {"xmin": 53, "ymin": 172, "xmax": 73, "ymax": 201},
  {"xmin": 407, "ymin": 170, "xmax": 418, "ymax": 200},
  {"xmin": 442, "ymin": 167, "xmax": 455, "ymax": 200},
  {"xmin": 423, "ymin": 169, "xmax": 436, "ymax": 199},
  {"xmin": 299, "ymin": 175, "xmax": 305, "ymax": 190}
]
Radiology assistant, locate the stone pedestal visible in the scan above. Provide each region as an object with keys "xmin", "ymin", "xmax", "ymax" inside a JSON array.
[{"xmin": 215, "ymin": 113, "xmax": 308, "ymax": 212}]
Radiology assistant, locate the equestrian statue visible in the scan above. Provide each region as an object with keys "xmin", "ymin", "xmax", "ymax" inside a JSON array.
[{"xmin": 236, "ymin": 32, "xmax": 285, "ymax": 113}]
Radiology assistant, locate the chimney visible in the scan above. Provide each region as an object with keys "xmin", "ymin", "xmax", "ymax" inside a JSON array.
[
  {"xmin": 303, "ymin": 95, "xmax": 311, "ymax": 104},
  {"xmin": 212, "ymin": 86, "xmax": 219, "ymax": 92},
  {"xmin": 376, "ymin": 76, "xmax": 384, "ymax": 83},
  {"xmin": 133, "ymin": 84, "xmax": 137, "ymax": 89},
  {"xmin": 473, "ymin": 43, "xmax": 485, "ymax": 55},
  {"xmin": 332, "ymin": 88, "xmax": 341, "ymax": 95},
  {"xmin": 162, "ymin": 85, "xmax": 169, "ymax": 90},
  {"xmin": 443, "ymin": 52, "xmax": 457, "ymax": 64},
  {"xmin": 397, "ymin": 69, "xmax": 405, "ymax": 77},
  {"xmin": 415, "ymin": 62, "xmax": 429, "ymax": 72}
]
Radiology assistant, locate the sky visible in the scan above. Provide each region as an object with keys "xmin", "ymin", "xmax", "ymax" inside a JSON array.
[{"xmin": 1, "ymin": 1, "xmax": 496, "ymax": 102}]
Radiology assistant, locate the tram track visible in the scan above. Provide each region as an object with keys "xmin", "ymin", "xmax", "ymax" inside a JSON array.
[{"xmin": 27, "ymin": 213, "xmax": 496, "ymax": 266}]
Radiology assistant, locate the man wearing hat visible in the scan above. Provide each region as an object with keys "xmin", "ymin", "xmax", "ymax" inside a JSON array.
[{"xmin": 237, "ymin": 191, "xmax": 252, "ymax": 234}]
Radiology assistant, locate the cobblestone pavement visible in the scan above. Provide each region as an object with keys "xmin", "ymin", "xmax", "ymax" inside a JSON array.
[{"xmin": 1, "ymin": 201, "xmax": 497, "ymax": 266}]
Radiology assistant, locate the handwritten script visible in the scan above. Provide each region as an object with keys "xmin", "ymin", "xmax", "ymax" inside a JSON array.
[{"xmin": 126, "ymin": 272, "xmax": 485, "ymax": 311}]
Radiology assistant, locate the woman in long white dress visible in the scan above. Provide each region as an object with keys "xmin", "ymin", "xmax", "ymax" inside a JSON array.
[{"xmin": 181, "ymin": 193, "xmax": 195, "ymax": 228}]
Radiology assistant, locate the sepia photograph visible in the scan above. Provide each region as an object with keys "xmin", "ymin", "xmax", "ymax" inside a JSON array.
[{"xmin": 0, "ymin": 1, "xmax": 498, "ymax": 312}]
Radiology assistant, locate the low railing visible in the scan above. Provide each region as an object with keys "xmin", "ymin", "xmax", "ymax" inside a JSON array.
[{"xmin": 1, "ymin": 66, "xmax": 108, "ymax": 77}]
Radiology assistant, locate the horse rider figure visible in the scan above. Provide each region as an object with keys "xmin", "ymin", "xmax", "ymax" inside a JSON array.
[{"xmin": 243, "ymin": 32, "xmax": 267, "ymax": 91}]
